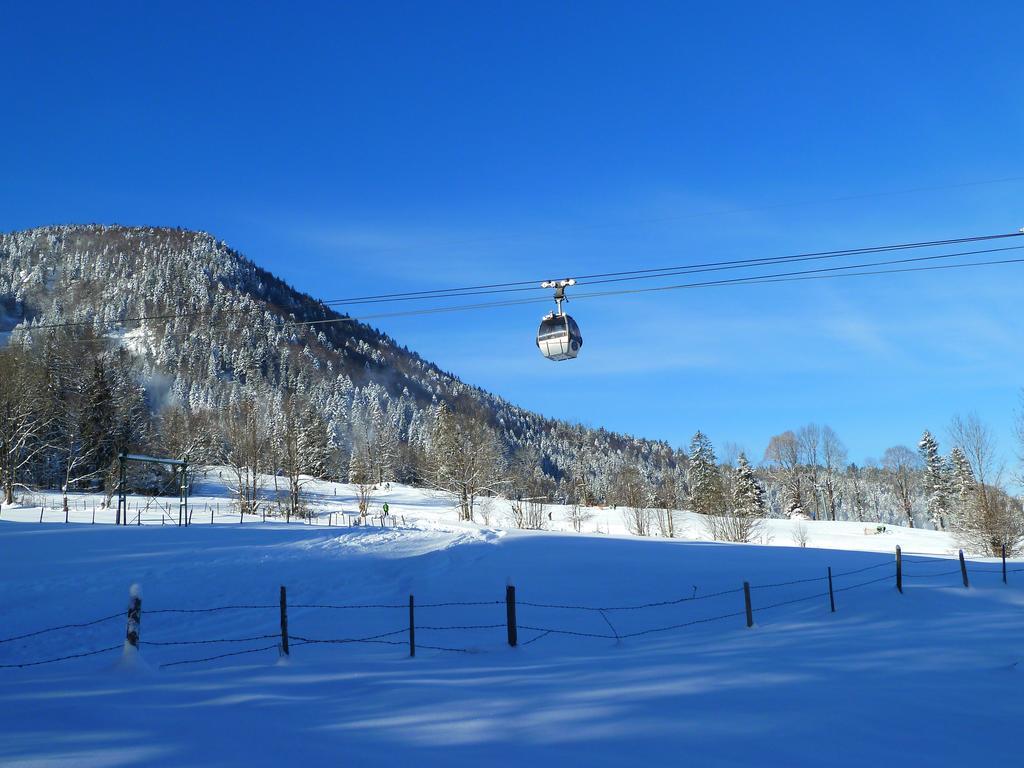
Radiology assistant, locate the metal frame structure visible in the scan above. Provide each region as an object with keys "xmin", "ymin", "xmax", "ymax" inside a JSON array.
[{"xmin": 116, "ymin": 452, "xmax": 190, "ymax": 526}]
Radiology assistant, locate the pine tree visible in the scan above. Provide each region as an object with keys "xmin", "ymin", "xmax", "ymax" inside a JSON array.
[
  {"xmin": 949, "ymin": 447, "xmax": 975, "ymax": 531},
  {"xmin": 733, "ymin": 452, "xmax": 766, "ymax": 519},
  {"xmin": 687, "ymin": 430, "xmax": 724, "ymax": 515},
  {"xmin": 297, "ymin": 404, "xmax": 332, "ymax": 480},
  {"xmin": 918, "ymin": 429, "xmax": 951, "ymax": 531}
]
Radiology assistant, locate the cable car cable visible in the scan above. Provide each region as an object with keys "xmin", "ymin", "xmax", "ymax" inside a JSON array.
[
  {"xmin": 7, "ymin": 232, "xmax": 1024, "ymax": 337},
  {"xmin": 288, "ymin": 245, "xmax": 1024, "ymax": 325},
  {"xmin": 318, "ymin": 231, "xmax": 1022, "ymax": 305},
  {"xmin": 10, "ymin": 252, "xmax": 1024, "ymax": 350}
]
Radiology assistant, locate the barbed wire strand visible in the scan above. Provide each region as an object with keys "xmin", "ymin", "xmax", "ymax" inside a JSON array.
[
  {"xmin": 751, "ymin": 575, "xmax": 829, "ymax": 590},
  {"xmin": 287, "ymin": 628, "xmax": 408, "ymax": 645},
  {"xmin": 902, "ymin": 569, "xmax": 966, "ymax": 579},
  {"xmin": 0, "ymin": 612, "xmax": 124, "ymax": 645},
  {"xmin": 830, "ymin": 561, "xmax": 895, "ymax": 577},
  {"xmin": 141, "ymin": 634, "xmax": 280, "ymax": 646},
  {"xmin": 147, "ymin": 605, "xmax": 278, "ymax": 614},
  {"xmin": 832, "ymin": 574, "xmax": 893, "ymax": 593},
  {"xmin": 520, "ymin": 630, "xmax": 553, "ymax": 647},
  {"xmin": 292, "ymin": 638, "xmax": 406, "ymax": 648},
  {"xmin": 620, "ymin": 610, "xmax": 751, "ymax": 639},
  {"xmin": 598, "ymin": 610, "xmax": 621, "ymax": 642},
  {"xmin": 411, "ymin": 643, "xmax": 475, "ymax": 653},
  {"xmin": 289, "ymin": 600, "xmax": 502, "ymax": 610},
  {"xmin": 517, "ymin": 625, "xmax": 617, "ymax": 640},
  {"xmin": 160, "ymin": 644, "xmax": 282, "ymax": 668},
  {"xmin": 0, "ymin": 644, "xmax": 123, "ymax": 669},
  {"xmin": 754, "ymin": 591, "xmax": 830, "ymax": 612},
  {"xmin": 519, "ymin": 586, "xmax": 745, "ymax": 613},
  {"xmin": 414, "ymin": 624, "xmax": 506, "ymax": 632}
]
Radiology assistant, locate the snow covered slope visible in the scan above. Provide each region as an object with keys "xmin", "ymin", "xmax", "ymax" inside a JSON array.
[{"xmin": 1, "ymin": 481, "xmax": 1021, "ymax": 766}]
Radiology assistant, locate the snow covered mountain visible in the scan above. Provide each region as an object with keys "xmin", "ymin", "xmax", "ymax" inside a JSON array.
[{"xmin": 0, "ymin": 225, "xmax": 680, "ymax": 498}]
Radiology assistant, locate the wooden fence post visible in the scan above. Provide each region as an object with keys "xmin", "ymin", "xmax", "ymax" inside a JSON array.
[
  {"xmin": 125, "ymin": 585, "xmax": 142, "ymax": 654},
  {"xmin": 743, "ymin": 582, "xmax": 753, "ymax": 627},
  {"xmin": 896, "ymin": 546, "xmax": 902, "ymax": 594},
  {"xmin": 506, "ymin": 585, "xmax": 518, "ymax": 647},
  {"xmin": 959, "ymin": 550, "xmax": 969, "ymax": 588},
  {"xmin": 39, "ymin": 507, "xmax": 43, "ymax": 523},
  {"xmin": 409, "ymin": 595, "xmax": 416, "ymax": 657},
  {"xmin": 1002, "ymin": 544, "xmax": 1007, "ymax": 584},
  {"xmin": 279, "ymin": 586, "xmax": 289, "ymax": 656},
  {"xmin": 827, "ymin": 567, "xmax": 836, "ymax": 613}
]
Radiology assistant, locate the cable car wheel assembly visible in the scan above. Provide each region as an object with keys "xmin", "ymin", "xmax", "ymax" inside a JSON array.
[{"xmin": 536, "ymin": 278, "xmax": 583, "ymax": 361}]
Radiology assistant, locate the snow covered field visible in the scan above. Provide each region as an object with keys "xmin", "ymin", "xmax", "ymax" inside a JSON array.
[
  {"xmin": 0, "ymin": 467, "xmax": 960, "ymax": 555},
  {"xmin": 1, "ymin": 474, "xmax": 1021, "ymax": 766}
]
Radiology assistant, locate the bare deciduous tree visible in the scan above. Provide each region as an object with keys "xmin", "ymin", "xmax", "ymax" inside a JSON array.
[
  {"xmin": 797, "ymin": 424, "xmax": 823, "ymax": 519},
  {"xmin": 422, "ymin": 403, "xmax": 506, "ymax": 521},
  {"xmin": 276, "ymin": 392, "xmax": 332, "ymax": 520},
  {"xmin": 0, "ymin": 347, "xmax": 52, "ymax": 505},
  {"xmin": 653, "ymin": 471, "xmax": 680, "ymax": 538},
  {"xmin": 613, "ymin": 465, "xmax": 653, "ymax": 536},
  {"xmin": 882, "ymin": 445, "xmax": 921, "ymax": 528},
  {"xmin": 348, "ymin": 438, "xmax": 376, "ymax": 519},
  {"xmin": 764, "ymin": 431, "xmax": 802, "ymax": 515},
  {"xmin": 949, "ymin": 413, "xmax": 1024, "ymax": 555},
  {"xmin": 217, "ymin": 395, "xmax": 271, "ymax": 517},
  {"xmin": 821, "ymin": 426, "xmax": 847, "ymax": 522},
  {"xmin": 566, "ymin": 500, "xmax": 594, "ymax": 533},
  {"xmin": 791, "ymin": 520, "xmax": 810, "ymax": 548}
]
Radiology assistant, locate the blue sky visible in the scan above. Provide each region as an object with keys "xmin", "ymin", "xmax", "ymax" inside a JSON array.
[{"xmin": 3, "ymin": 1, "xmax": 1024, "ymax": 469}]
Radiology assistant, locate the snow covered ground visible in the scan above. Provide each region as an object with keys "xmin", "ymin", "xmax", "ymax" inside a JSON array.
[{"xmin": 1, "ymin": 473, "xmax": 1021, "ymax": 766}]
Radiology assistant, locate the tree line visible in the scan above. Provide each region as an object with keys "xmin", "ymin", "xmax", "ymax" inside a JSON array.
[{"xmin": 3, "ymin": 335, "xmax": 1022, "ymax": 554}]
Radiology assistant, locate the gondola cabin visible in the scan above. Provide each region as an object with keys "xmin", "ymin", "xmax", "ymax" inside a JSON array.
[
  {"xmin": 536, "ymin": 278, "xmax": 582, "ymax": 361},
  {"xmin": 536, "ymin": 311, "xmax": 583, "ymax": 361}
]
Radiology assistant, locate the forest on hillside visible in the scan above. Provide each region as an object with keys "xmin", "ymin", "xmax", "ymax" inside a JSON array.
[{"xmin": 1, "ymin": 225, "xmax": 1022, "ymax": 555}]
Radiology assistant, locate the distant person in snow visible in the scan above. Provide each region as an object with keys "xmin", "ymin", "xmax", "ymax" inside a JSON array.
[{"xmin": 382, "ymin": 502, "xmax": 389, "ymax": 517}]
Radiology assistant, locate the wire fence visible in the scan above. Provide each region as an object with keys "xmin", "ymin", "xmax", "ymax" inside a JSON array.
[
  {"xmin": 0, "ymin": 495, "xmax": 401, "ymax": 529},
  {"xmin": 2, "ymin": 548, "xmax": 1022, "ymax": 670}
]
